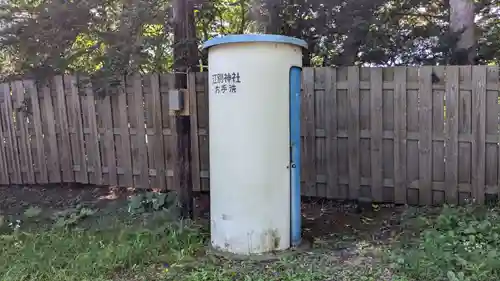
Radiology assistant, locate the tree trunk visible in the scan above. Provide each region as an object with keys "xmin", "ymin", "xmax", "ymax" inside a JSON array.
[{"xmin": 449, "ymin": 0, "xmax": 475, "ymax": 64}]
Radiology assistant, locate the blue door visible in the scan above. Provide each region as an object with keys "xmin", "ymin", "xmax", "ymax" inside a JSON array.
[{"xmin": 289, "ymin": 66, "xmax": 302, "ymax": 247}]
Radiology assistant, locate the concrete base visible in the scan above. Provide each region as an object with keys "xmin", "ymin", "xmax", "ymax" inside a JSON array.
[{"xmin": 206, "ymin": 240, "xmax": 312, "ymax": 262}]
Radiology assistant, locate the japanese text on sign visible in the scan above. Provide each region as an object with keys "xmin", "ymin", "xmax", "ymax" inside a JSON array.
[{"xmin": 212, "ymin": 72, "xmax": 241, "ymax": 95}]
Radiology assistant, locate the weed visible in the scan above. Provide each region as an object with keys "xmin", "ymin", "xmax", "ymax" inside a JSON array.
[
  {"xmin": 52, "ymin": 206, "xmax": 97, "ymax": 228},
  {"xmin": 128, "ymin": 191, "xmax": 178, "ymax": 214},
  {"xmin": 23, "ymin": 206, "xmax": 42, "ymax": 218},
  {"xmin": 391, "ymin": 203, "xmax": 500, "ymax": 281}
]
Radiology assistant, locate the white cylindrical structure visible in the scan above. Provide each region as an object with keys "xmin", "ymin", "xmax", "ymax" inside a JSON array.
[{"xmin": 203, "ymin": 35, "xmax": 306, "ymax": 255}]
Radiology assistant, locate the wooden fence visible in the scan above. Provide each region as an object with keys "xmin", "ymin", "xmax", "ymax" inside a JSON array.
[{"xmin": 0, "ymin": 66, "xmax": 499, "ymax": 205}]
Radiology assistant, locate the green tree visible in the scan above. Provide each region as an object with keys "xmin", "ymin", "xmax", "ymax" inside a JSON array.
[
  {"xmin": 0, "ymin": 0, "xmax": 499, "ymax": 82},
  {"xmin": 0, "ymin": 0, "xmax": 173, "ymax": 80}
]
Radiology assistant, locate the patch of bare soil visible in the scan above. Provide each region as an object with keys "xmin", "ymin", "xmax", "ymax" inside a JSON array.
[
  {"xmin": 297, "ymin": 200, "xmax": 407, "ymax": 280},
  {"xmin": 301, "ymin": 200, "xmax": 405, "ymax": 243},
  {"xmin": 190, "ymin": 196, "xmax": 406, "ymax": 280},
  {"xmin": 0, "ymin": 184, "xmax": 135, "ymax": 219},
  {"xmin": 194, "ymin": 193, "xmax": 406, "ymax": 253},
  {"xmin": 0, "ymin": 185, "xmax": 405, "ymax": 244}
]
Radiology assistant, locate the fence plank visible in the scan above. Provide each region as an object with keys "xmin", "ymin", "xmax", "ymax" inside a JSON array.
[
  {"xmin": 198, "ymin": 73, "xmax": 209, "ymax": 191},
  {"xmin": 160, "ymin": 74, "xmax": 176, "ymax": 190},
  {"xmin": 315, "ymin": 68, "xmax": 327, "ymax": 197},
  {"xmin": 54, "ymin": 76, "xmax": 73, "ymax": 182},
  {"xmin": 324, "ymin": 68, "xmax": 338, "ymax": 199},
  {"xmin": 25, "ymin": 80, "xmax": 48, "ymax": 184},
  {"xmin": 131, "ymin": 74, "xmax": 149, "ymax": 189},
  {"xmin": 40, "ymin": 82, "xmax": 61, "ymax": 183},
  {"xmin": 126, "ymin": 76, "xmax": 137, "ymax": 186},
  {"xmin": 337, "ymin": 68, "xmax": 349, "ymax": 199},
  {"xmin": 347, "ymin": 66, "xmax": 360, "ymax": 199},
  {"xmin": 458, "ymin": 66, "xmax": 472, "ymax": 199},
  {"xmin": 2, "ymin": 83, "xmax": 22, "ymax": 183},
  {"xmin": 190, "ymin": 73, "xmax": 201, "ymax": 192},
  {"xmin": 302, "ymin": 68, "xmax": 316, "ymax": 196},
  {"xmin": 493, "ymin": 67, "xmax": 500, "ymax": 200},
  {"xmin": 99, "ymin": 83, "xmax": 117, "ymax": 186},
  {"xmin": 0, "ymin": 107, "xmax": 7, "ymax": 184},
  {"xmin": 11, "ymin": 81, "xmax": 35, "ymax": 184},
  {"xmin": 114, "ymin": 76, "xmax": 133, "ymax": 187},
  {"xmin": 0, "ymin": 95, "xmax": 7, "ymax": 183},
  {"xmin": 485, "ymin": 67, "xmax": 497, "ymax": 196},
  {"xmin": 471, "ymin": 66, "xmax": 486, "ymax": 204},
  {"xmin": 432, "ymin": 66, "xmax": 446, "ymax": 204},
  {"xmin": 144, "ymin": 77, "xmax": 156, "ymax": 187},
  {"xmin": 370, "ymin": 68, "xmax": 383, "ymax": 202},
  {"xmin": 0, "ymin": 83, "xmax": 21, "ymax": 184},
  {"xmin": 359, "ymin": 68, "xmax": 371, "ymax": 200},
  {"xmin": 83, "ymin": 77, "xmax": 102, "ymax": 185},
  {"xmin": 418, "ymin": 66, "xmax": 433, "ymax": 205},
  {"xmin": 0, "ymin": 84, "xmax": 14, "ymax": 184},
  {"xmin": 393, "ymin": 67, "xmax": 407, "ymax": 204},
  {"xmin": 445, "ymin": 66, "xmax": 459, "ymax": 204},
  {"xmin": 12, "ymin": 81, "xmax": 33, "ymax": 184},
  {"xmin": 150, "ymin": 74, "xmax": 166, "ymax": 190},
  {"xmin": 65, "ymin": 75, "xmax": 88, "ymax": 183},
  {"xmin": 406, "ymin": 68, "xmax": 419, "ymax": 204}
]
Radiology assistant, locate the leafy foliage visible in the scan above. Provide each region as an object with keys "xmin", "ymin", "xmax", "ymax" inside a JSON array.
[
  {"xmin": 52, "ymin": 206, "xmax": 97, "ymax": 228},
  {"xmin": 128, "ymin": 191, "xmax": 178, "ymax": 214},
  {"xmin": 0, "ymin": 0, "xmax": 174, "ymax": 81},
  {"xmin": 23, "ymin": 206, "xmax": 42, "ymax": 218},
  {"xmin": 391, "ymin": 204, "xmax": 500, "ymax": 281},
  {"xmin": 0, "ymin": 0, "xmax": 499, "ymax": 82}
]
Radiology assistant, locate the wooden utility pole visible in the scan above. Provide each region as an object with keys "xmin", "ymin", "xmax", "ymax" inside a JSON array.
[
  {"xmin": 172, "ymin": 0, "xmax": 198, "ymax": 218},
  {"xmin": 250, "ymin": 0, "xmax": 281, "ymax": 34}
]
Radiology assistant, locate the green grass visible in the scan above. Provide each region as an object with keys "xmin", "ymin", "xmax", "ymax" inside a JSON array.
[
  {"xmin": 390, "ymin": 204, "xmax": 500, "ymax": 281},
  {"xmin": 3, "ymin": 203, "xmax": 500, "ymax": 281},
  {"xmin": 0, "ymin": 208, "xmax": 395, "ymax": 281},
  {"xmin": 0, "ymin": 224, "xmax": 386, "ymax": 281},
  {"xmin": 0, "ymin": 218, "xmax": 205, "ymax": 281}
]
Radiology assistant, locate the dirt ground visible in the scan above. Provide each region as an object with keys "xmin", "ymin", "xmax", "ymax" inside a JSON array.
[
  {"xmin": 0, "ymin": 184, "xmax": 405, "ymax": 244},
  {"xmin": 0, "ymin": 184, "xmax": 412, "ymax": 280}
]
